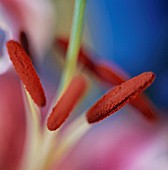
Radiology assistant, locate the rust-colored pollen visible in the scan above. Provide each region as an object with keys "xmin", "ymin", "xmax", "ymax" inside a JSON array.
[
  {"xmin": 47, "ymin": 74, "xmax": 88, "ymax": 131},
  {"xmin": 7, "ymin": 40, "xmax": 46, "ymax": 107},
  {"xmin": 86, "ymin": 72, "xmax": 155, "ymax": 123},
  {"xmin": 56, "ymin": 37, "xmax": 157, "ymax": 121},
  {"xmin": 93, "ymin": 64, "xmax": 157, "ymax": 121}
]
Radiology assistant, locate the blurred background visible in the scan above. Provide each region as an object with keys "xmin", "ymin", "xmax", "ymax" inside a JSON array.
[
  {"xmin": 55, "ymin": 0, "xmax": 168, "ymax": 111},
  {"xmin": 0, "ymin": 0, "xmax": 168, "ymax": 169}
]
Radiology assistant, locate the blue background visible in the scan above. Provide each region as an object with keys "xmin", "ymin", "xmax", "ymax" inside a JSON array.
[{"xmin": 87, "ymin": 0, "xmax": 168, "ymax": 109}]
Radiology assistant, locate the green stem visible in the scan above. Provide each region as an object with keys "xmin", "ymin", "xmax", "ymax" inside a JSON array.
[
  {"xmin": 41, "ymin": 1, "xmax": 87, "ymax": 167},
  {"xmin": 59, "ymin": 0, "xmax": 87, "ymax": 93},
  {"xmin": 44, "ymin": 0, "xmax": 87, "ymax": 128}
]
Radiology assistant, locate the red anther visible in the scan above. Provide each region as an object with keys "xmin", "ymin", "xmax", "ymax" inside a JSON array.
[
  {"xmin": 130, "ymin": 94, "xmax": 158, "ymax": 121},
  {"xmin": 86, "ymin": 72, "xmax": 155, "ymax": 123},
  {"xmin": 56, "ymin": 37, "xmax": 95, "ymax": 70},
  {"xmin": 93, "ymin": 63, "xmax": 157, "ymax": 121},
  {"xmin": 7, "ymin": 40, "xmax": 46, "ymax": 107},
  {"xmin": 47, "ymin": 74, "xmax": 88, "ymax": 131},
  {"xmin": 93, "ymin": 63, "xmax": 128, "ymax": 85},
  {"xmin": 56, "ymin": 37, "xmax": 158, "ymax": 121}
]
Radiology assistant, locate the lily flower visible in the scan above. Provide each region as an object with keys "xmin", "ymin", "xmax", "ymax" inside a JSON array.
[
  {"xmin": 1, "ymin": 1, "xmax": 168, "ymax": 170},
  {"xmin": 0, "ymin": 37, "xmax": 158, "ymax": 170}
]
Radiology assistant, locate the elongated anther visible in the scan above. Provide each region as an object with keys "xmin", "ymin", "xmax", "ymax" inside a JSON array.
[
  {"xmin": 93, "ymin": 64, "xmax": 157, "ymax": 121},
  {"xmin": 56, "ymin": 37, "xmax": 157, "ymax": 121},
  {"xmin": 93, "ymin": 63, "xmax": 128, "ymax": 85},
  {"xmin": 7, "ymin": 40, "xmax": 46, "ymax": 107},
  {"xmin": 86, "ymin": 72, "xmax": 155, "ymax": 123},
  {"xmin": 56, "ymin": 37, "xmax": 95, "ymax": 70},
  {"xmin": 47, "ymin": 74, "xmax": 88, "ymax": 131}
]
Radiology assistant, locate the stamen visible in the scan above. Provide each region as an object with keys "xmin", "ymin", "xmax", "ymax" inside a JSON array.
[
  {"xmin": 56, "ymin": 37, "xmax": 95, "ymax": 70},
  {"xmin": 47, "ymin": 74, "xmax": 88, "ymax": 131},
  {"xmin": 131, "ymin": 94, "xmax": 158, "ymax": 121},
  {"xmin": 56, "ymin": 37, "xmax": 157, "ymax": 121},
  {"xmin": 93, "ymin": 64, "xmax": 157, "ymax": 121},
  {"xmin": 6, "ymin": 40, "xmax": 46, "ymax": 107},
  {"xmin": 20, "ymin": 31, "xmax": 31, "ymax": 57},
  {"xmin": 86, "ymin": 72, "xmax": 155, "ymax": 123},
  {"xmin": 93, "ymin": 63, "xmax": 128, "ymax": 85}
]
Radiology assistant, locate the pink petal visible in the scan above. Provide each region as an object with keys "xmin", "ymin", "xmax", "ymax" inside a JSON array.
[{"xmin": 0, "ymin": 71, "xmax": 26, "ymax": 170}]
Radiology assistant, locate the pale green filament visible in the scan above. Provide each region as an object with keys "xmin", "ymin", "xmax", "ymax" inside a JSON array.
[
  {"xmin": 53, "ymin": 114, "xmax": 90, "ymax": 164},
  {"xmin": 38, "ymin": 0, "xmax": 88, "ymax": 169},
  {"xmin": 20, "ymin": 85, "xmax": 42, "ymax": 170},
  {"xmin": 19, "ymin": 1, "xmax": 88, "ymax": 169},
  {"xmin": 45, "ymin": 0, "xmax": 87, "ymax": 121},
  {"xmin": 58, "ymin": 0, "xmax": 87, "ymax": 94}
]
